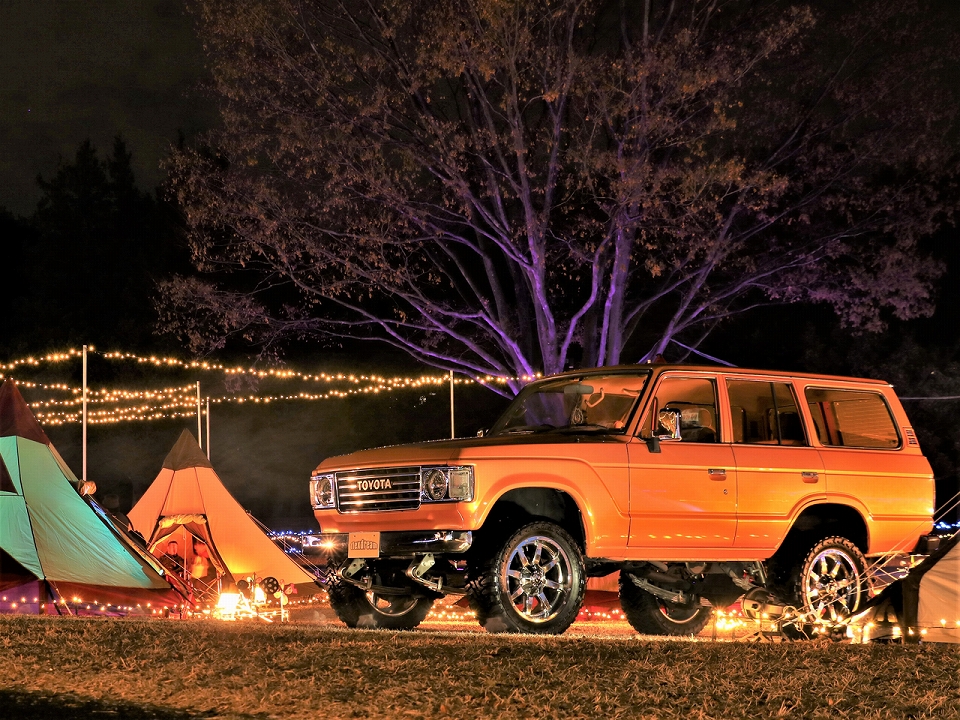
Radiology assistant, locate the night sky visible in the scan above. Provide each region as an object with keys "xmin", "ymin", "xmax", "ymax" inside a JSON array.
[
  {"xmin": 0, "ymin": 0, "xmax": 484, "ymax": 532},
  {"xmin": 0, "ymin": 0, "xmax": 212, "ymax": 216}
]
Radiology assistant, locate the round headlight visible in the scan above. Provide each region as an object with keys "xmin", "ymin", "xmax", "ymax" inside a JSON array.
[
  {"xmin": 422, "ymin": 468, "xmax": 447, "ymax": 501},
  {"xmin": 319, "ymin": 476, "xmax": 334, "ymax": 506}
]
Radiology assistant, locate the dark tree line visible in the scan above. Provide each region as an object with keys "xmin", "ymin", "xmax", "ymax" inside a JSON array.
[{"xmin": 0, "ymin": 137, "xmax": 189, "ymax": 353}]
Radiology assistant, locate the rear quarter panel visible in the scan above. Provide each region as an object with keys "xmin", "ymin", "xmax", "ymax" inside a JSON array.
[
  {"xmin": 807, "ymin": 383, "xmax": 934, "ymax": 555},
  {"xmin": 817, "ymin": 447, "xmax": 934, "ymax": 554}
]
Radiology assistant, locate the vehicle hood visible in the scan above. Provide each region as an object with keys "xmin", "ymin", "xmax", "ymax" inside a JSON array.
[{"xmin": 313, "ymin": 433, "xmax": 629, "ymax": 473}]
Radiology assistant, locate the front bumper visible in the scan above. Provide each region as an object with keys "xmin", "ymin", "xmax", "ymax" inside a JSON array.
[{"xmin": 301, "ymin": 530, "xmax": 473, "ymax": 560}]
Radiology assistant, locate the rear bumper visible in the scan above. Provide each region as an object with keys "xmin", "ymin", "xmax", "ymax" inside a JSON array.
[{"xmin": 301, "ymin": 530, "xmax": 473, "ymax": 559}]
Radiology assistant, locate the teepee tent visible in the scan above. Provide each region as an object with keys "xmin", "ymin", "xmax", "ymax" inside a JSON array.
[
  {"xmin": 129, "ymin": 431, "xmax": 319, "ymax": 599},
  {"xmin": 852, "ymin": 533, "xmax": 960, "ymax": 643},
  {"xmin": 0, "ymin": 380, "xmax": 187, "ymax": 613}
]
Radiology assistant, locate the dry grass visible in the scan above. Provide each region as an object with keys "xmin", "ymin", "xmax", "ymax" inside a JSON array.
[{"xmin": 1, "ymin": 615, "xmax": 958, "ymax": 720}]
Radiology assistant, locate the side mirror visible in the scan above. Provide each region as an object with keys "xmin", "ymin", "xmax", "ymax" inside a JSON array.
[{"xmin": 656, "ymin": 408, "xmax": 683, "ymax": 441}]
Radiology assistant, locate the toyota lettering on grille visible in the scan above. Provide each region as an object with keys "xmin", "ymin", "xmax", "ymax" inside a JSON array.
[
  {"xmin": 336, "ymin": 467, "xmax": 421, "ymax": 512},
  {"xmin": 357, "ymin": 478, "xmax": 393, "ymax": 492}
]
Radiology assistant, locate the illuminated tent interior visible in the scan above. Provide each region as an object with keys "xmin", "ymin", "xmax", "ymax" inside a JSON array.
[
  {"xmin": 0, "ymin": 380, "xmax": 187, "ymax": 613},
  {"xmin": 852, "ymin": 533, "xmax": 960, "ymax": 643},
  {"xmin": 129, "ymin": 430, "xmax": 320, "ymax": 602}
]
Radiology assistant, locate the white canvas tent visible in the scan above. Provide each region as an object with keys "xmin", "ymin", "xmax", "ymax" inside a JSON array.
[{"xmin": 852, "ymin": 532, "xmax": 960, "ymax": 643}]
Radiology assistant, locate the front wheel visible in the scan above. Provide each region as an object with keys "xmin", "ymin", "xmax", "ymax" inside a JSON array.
[
  {"xmin": 466, "ymin": 521, "xmax": 585, "ymax": 634},
  {"xmin": 619, "ymin": 573, "xmax": 710, "ymax": 636},
  {"xmin": 327, "ymin": 581, "xmax": 434, "ymax": 630}
]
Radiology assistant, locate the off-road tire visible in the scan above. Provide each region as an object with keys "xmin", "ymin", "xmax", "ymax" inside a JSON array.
[
  {"xmin": 465, "ymin": 521, "xmax": 585, "ymax": 634},
  {"xmin": 777, "ymin": 535, "xmax": 868, "ymax": 636},
  {"xmin": 619, "ymin": 572, "xmax": 711, "ymax": 636},
  {"xmin": 327, "ymin": 580, "xmax": 433, "ymax": 630}
]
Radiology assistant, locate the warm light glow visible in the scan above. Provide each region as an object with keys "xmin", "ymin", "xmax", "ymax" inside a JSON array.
[
  {"xmin": 215, "ymin": 592, "xmax": 242, "ymax": 620},
  {"xmin": 4, "ymin": 347, "xmax": 539, "ymax": 425}
]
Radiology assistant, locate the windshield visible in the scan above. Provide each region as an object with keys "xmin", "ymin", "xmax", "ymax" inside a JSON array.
[{"xmin": 488, "ymin": 371, "xmax": 651, "ymax": 436}]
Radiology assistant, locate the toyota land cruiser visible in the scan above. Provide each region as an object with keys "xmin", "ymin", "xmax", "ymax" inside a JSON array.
[{"xmin": 305, "ymin": 365, "xmax": 935, "ymax": 635}]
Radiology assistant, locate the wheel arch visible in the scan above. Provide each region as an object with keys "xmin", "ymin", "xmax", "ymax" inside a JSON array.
[
  {"xmin": 475, "ymin": 486, "xmax": 587, "ymax": 554},
  {"xmin": 777, "ymin": 503, "xmax": 869, "ymax": 557}
]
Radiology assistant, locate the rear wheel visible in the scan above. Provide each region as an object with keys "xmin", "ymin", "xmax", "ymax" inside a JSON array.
[
  {"xmin": 796, "ymin": 536, "xmax": 867, "ymax": 622},
  {"xmin": 466, "ymin": 521, "xmax": 585, "ymax": 634},
  {"xmin": 619, "ymin": 572, "xmax": 710, "ymax": 636},
  {"xmin": 778, "ymin": 535, "xmax": 867, "ymax": 635},
  {"xmin": 327, "ymin": 581, "xmax": 434, "ymax": 630}
]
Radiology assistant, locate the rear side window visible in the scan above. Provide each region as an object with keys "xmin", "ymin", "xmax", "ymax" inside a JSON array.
[
  {"xmin": 804, "ymin": 388, "xmax": 900, "ymax": 449},
  {"xmin": 726, "ymin": 380, "xmax": 806, "ymax": 445}
]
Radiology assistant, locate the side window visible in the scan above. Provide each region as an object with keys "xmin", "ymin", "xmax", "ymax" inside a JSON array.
[
  {"xmin": 726, "ymin": 380, "xmax": 807, "ymax": 446},
  {"xmin": 804, "ymin": 388, "xmax": 900, "ymax": 449},
  {"xmin": 642, "ymin": 377, "xmax": 718, "ymax": 443}
]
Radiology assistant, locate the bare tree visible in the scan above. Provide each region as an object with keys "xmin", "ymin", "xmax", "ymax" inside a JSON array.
[{"xmin": 162, "ymin": 0, "xmax": 956, "ymax": 391}]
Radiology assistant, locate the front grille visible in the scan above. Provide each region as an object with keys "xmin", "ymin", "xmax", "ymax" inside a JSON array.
[{"xmin": 336, "ymin": 466, "xmax": 421, "ymax": 512}]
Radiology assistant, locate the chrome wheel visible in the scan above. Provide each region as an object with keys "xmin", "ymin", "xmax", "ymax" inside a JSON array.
[
  {"xmin": 502, "ymin": 534, "xmax": 572, "ymax": 624},
  {"xmin": 788, "ymin": 535, "xmax": 867, "ymax": 631},
  {"xmin": 802, "ymin": 546, "xmax": 863, "ymax": 621},
  {"xmin": 657, "ymin": 598, "xmax": 705, "ymax": 626},
  {"xmin": 619, "ymin": 572, "xmax": 711, "ymax": 636},
  {"xmin": 467, "ymin": 521, "xmax": 585, "ymax": 634},
  {"xmin": 365, "ymin": 592, "xmax": 422, "ymax": 617},
  {"xmin": 327, "ymin": 580, "xmax": 434, "ymax": 630}
]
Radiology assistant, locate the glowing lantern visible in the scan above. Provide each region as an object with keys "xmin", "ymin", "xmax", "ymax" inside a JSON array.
[{"xmin": 216, "ymin": 592, "xmax": 242, "ymax": 620}]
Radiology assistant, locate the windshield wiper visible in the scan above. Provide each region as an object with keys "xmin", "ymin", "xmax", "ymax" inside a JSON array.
[
  {"xmin": 497, "ymin": 423, "xmax": 558, "ymax": 435},
  {"xmin": 551, "ymin": 424, "xmax": 620, "ymax": 434}
]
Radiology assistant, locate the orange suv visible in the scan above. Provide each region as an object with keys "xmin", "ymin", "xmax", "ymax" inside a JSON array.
[{"xmin": 305, "ymin": 365, "xmax": 935, "ymax": 635}]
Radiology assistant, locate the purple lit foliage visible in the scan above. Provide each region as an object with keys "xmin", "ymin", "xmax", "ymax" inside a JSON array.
[{"xmin": 161, "ymin": 0, "xmax": 955, "ymax": 392}]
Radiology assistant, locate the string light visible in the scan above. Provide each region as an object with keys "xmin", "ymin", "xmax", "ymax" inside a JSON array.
[
  {"xmin": 24, "ymin": 386, "xmax": 467, "ymax": 425},
  {"xmin": 0, "ymin": 347, "xmax": 540, "ymax": 386},
  {"xmin": 0, "ymin": 591, "xmax": 180, "ymax": 617},
  {"xmin": 0, "ymin": 347, "xmax": 541, "ymax": 425},
  {"xmin": 0, "ymin": 349, "xmax": 84, "ymax": 372}
]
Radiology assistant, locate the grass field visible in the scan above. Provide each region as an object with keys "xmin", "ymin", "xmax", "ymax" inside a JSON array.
[{"xmin": 1, "ymin": 614, "xmax": 958, "ymax": 720}]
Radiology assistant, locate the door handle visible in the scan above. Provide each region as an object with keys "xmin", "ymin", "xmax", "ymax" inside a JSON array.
[
  {"xmin": 801, "ymin": 471, "xmax": 819, "ymax": 483},
  {"xmin": 708, "ymin": 468, "xmax": 727, "ymax": 480}
]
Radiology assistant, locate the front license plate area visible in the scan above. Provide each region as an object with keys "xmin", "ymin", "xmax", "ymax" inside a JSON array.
[{"xmin": 348, "ymin": 531, "xmax": 381, "ymax": 558}]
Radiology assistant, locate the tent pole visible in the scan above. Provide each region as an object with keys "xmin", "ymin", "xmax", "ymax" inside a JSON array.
[
  {"xmin": 196, "ymin": 381, "xmax": 202, "ymax": 449},
  {"xmin": 82, "ymin": 345, "xmax": 87, "ymax": 483},
  {"xmin": 449, "ymin": 369, "xmax": 455, "ymax": 439},
  {"xmin": 206, "ymin": 397, "xmax": 211, "ymax": 460}
]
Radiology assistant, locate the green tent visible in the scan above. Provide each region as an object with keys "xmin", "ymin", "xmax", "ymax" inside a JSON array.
[{"xmin": 0, "ymin": 379, "xmax": 187, "ymax": 613}]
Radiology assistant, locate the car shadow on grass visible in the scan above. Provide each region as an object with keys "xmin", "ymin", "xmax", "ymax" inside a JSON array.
[{"xmin": 0, "ymin": 689, "xmax": 258, "ymax": 720}]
